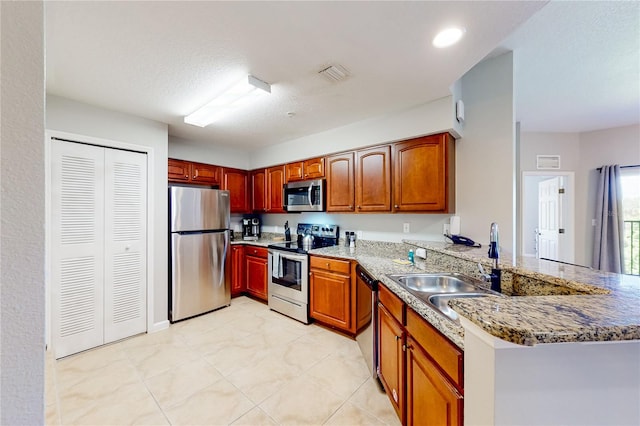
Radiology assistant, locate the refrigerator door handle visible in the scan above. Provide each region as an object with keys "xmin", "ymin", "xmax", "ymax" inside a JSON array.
[{"xmin": 218, "ymin": 232, "xmax": 229, "ymax": 289}]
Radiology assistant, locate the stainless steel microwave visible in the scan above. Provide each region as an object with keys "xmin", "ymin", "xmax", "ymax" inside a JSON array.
[{"xmin": 283, "ymin": 179, "xmax": 325, "ymax": 212}]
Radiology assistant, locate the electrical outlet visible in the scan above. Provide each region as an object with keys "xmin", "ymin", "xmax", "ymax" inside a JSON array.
[
  {"xmin": 443, "ymin": 224, "xmax": 450, "ymax": 235},
  {"xmin": 403, "ymin": 223, "xmax": 410, "ymax": 233},
  {"xmin": 356, "ymin": 230, "xmax": 363, "ymax": 239}
]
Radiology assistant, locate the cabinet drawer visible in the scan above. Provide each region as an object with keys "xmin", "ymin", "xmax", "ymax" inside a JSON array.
[
  {"xmin": 310, "ymin": 256, "xmax": 351, "ymax": 275},
  {"xmin": 245, "ymin": 245, "xmax": 268, "ymax": 259},
  {"xmin": 378, "ymin": 284, "xmax": 404, "ymax": 324},
  {"xmin": 406, "ymin": 308, "xmax": 463, "ymax": 390}
]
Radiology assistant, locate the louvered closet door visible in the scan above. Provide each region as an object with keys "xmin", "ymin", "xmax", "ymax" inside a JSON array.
[
  {"xmin": 51, "ymin": 140, "xmax": 106, "ymax": 358},
  {"xmin": 103, "ymin": 149, "xmax": 147, "ymax": 342}
]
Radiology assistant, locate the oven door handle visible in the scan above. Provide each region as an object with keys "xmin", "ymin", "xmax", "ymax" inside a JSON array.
[{"xmin": 268, "ymin": 250, "xmax": 308, "ymax": 263}]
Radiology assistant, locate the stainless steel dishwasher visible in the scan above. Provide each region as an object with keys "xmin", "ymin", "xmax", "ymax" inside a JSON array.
[{"xmin": 355, "ymin": 264, "xmax": 379, "ymax": 379}]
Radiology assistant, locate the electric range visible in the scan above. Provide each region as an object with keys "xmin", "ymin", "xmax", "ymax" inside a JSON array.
[{"xmin": 267, "ymin": 223, "xmax": 339, "ymax": 323}]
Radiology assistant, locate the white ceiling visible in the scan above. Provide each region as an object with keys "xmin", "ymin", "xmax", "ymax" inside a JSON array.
[{"xmin": 45, "ymin": 1, "xmax": 639, "ymax": 150}]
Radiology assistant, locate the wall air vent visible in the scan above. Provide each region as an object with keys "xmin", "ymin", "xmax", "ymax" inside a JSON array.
[
  {"xmin": 318, "ymin": 64, "xmax": 350, "ymax": 83},
  {"xmin": 536, "ymin": 155, "xmax": 561, "ymax": 170}
]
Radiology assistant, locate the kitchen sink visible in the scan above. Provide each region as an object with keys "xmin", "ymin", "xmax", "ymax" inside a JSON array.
[
  {"xmin": 427, "ymin": 293, "xmax": 490, "ymax": 322},
  {"xmin": 386, "ymin": 272, "xmax": 502, "ymax": 323},
  {"xmin": 392, "ymin": 273, "xmax": 479, "ymax": 293}
]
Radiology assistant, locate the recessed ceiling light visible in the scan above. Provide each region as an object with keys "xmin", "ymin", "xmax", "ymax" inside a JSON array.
[{"xmin": 432, "ymin": 27, "xmax": 466, "ymax": 48}]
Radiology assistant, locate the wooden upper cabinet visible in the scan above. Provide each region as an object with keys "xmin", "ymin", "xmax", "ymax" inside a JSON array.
[
  {"xmin": 266, "ymin": 165, "xmax": 286, "ymax": 213},
  {"xmin": 393, "ymin": 133, "xmax": 455, "ymax": 213},
  {"xmin": 251, "ymin": 169, "xmax": 267, "ymax": 213},
  {"xmin": 303, "ymin": 157, "xmax": 325, "ymax": 179},
  {"xmin": 356, "ymin": 145, "xmax": 392, "ymax": 212},
  {"xmin": 222, "ymin": 167, "xmax": 249, "ymax": 213},
  {"xmin": 326, "ymin": 152, "xmax": 355, "ymax": 212},
  {"xmin": 168, "ymin": 159, "xmax": 191, "ymax": 182},
  {"xmin": 191, "ymin": 162, "xmax": 221, "ymax": 185},
  {"xmin": 285, "ymin": 162, "xmax": 304, "ymax": 182},
  {"xmin": 286, "ymin": 157, "xmax": 325, "ymax": 182},
  {"xmin": 168, "ymin": 159, "xmax": 220, "ymax": 185}
]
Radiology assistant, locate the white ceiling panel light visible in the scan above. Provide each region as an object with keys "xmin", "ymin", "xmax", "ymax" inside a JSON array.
[
  {"xmin": 433, "ymin": 27, "xmax": 466, "ymax": 48},
  {"xmin": 184, "ymin": 75, "xmax": 271, "ymax": 127}
]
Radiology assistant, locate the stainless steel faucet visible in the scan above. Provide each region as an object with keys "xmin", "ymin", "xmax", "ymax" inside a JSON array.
[{"xmin": 478, "ymin": 222, "xmax": 502, "ymax": 292}]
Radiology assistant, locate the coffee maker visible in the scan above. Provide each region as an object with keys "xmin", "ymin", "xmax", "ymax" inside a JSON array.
[{"xmin": 242, "ymin": 217, "xmax": 261, "ymax": 241}]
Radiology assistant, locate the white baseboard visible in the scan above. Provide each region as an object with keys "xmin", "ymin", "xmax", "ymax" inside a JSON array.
[{"xmin": 149, "ymin": 320, "xmax": 170, "ymax": 333}]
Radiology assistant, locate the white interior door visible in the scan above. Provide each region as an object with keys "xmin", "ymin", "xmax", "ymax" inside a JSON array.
[
  {"xmin": 51, "ymin": 139, "xmax": 147, "ymax": 358},
  {"xmin": 51, "ymin": 140, "xmax": 105, "ymax": 358},
  {"xmin": 103, "ymin": 149, "xmax": 147, "ymax": 343},
  {"xmin": 538, "ymin": 177, "xmax": 560, "ymax": 260}
]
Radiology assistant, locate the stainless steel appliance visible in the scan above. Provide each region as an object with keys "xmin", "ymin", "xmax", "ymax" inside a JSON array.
[
  {"xmin": 283, "ymin": 179, "xmax": 325, "ymax": 212},
  {"xmin": 355, "ymin": 264, "xmax": 379, "ymax": 379},
  {"xmin": 242, "ymin": 217, "xmax": 261, "ymax": 241},
  {"xmin": 267, "ymin": 223, "xmax": 339, "ymax": 323},
  {"xmin": 169, "ymin": 186, "xmax": 231, "ymax": 322}
]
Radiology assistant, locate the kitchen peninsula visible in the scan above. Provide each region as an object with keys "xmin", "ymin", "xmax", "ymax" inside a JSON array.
[{"xmin": 309, "ymin": 239, "xmax": 640, "ymax": 426}]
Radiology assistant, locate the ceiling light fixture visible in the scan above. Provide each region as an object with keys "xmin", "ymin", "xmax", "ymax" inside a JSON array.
[
  {"xmin": 184, "ymin": 75, "xmax": 271, "ymax": 127},
  {"xmin": 432, "ymin": 27, "xmax": 466, "ymax": 48}
]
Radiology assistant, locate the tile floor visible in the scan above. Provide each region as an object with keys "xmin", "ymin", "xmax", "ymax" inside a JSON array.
[{"xmin": 46, "ymin": 296, "xmax": 401, "ymax": 426}]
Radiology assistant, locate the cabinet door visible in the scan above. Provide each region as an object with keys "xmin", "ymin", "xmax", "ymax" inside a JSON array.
[
  {"xmin": 309, "ymin": 268, "xmax": 351, "ymax": 331},
  {"xmin": 191, "ymin": 162, "xmax": 221, "ymax": 185},
  {"xmin": 303, "ymin": 157, "xmax": 325, "ymax": 179},
  {"xmin": 326, "ymin": 152, "xmax": 355, "ymax": 212},
  {"xmin": 285, "ymin": 162, "xmax": 304, "ymax": 182},
  {"xmin": 406, "ymin": 336, "xmax": 463, "ymax": 426},
  {"xmin": 356, "ymin": 145, "xmax": 391, "ymax": 212},
  {"xmin": 223, "ymin": 168, "xmax": 249, "ymax": 213},
  {"xmin": 266, "ymin": 165, "xmax": 286, "ymax": 213},
  {"xmin": 378, "ymin": 302, "xmax": 405, "ymax": 423},
  {"xmin": 231, "ymin": 245, "xmax": 246, "ymax": 296},
  {"xmin": 245, "ymin": 254, "xmax": 267, "ymax": 301},
  {"xmin": 251, "ymin": 169, "xmax": 267, "ymax": 212},
  {"xmin": 168, "ymin": 158, "xmax": 191, "ymax": 182},
  {"xmin": 393, "ymin": 133, "xmax": 454, "ymax": 212}
]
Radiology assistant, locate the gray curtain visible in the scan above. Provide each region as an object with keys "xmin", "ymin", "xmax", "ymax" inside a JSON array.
[{"xmin": 592, "ymin": 165, "xmax": 625, "ymax": 272}]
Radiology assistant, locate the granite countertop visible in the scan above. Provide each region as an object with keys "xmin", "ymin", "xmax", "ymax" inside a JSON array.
[{"xmin": 311, "ymin": 241, "xmax": 640, "ymax": 348}]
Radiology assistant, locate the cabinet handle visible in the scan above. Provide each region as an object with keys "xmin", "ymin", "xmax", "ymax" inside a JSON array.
[
  {"xmin": 326, "ymin": 262, "xmax": 330, "ymax": 268},
  {"xmin": 394, "ymin": 204, "xmax": 399, "ymax": 208},
  {"xmin": 357, "ymin": 205, "xmax": 361, "ymax": 209},
  {"xmin": 394, "ymin": 335, "xmax": 400, "ymax": 341}
]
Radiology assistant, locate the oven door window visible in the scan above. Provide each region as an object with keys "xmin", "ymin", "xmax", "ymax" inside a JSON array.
[{"xmin": 272, "ymin": 256, "xmax": 303, "ymax": 291}]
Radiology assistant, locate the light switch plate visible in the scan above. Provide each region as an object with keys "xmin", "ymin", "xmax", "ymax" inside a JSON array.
[{"xmin": 403, "ymin": 223, "xmax": 410, "ymax": 233}]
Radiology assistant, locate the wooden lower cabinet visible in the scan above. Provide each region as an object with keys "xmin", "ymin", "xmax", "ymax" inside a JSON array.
[
  {"xmin": 377, "ymin": 283, "xmax": 463, "ymax": 426},
  {"xmin": 230, "ymin": 245, "xmax": 245, "ymax": 297},
  {"xmin": 406, "ymin": 335, "xmax": 463, "ymax": 426},
  {"xmin": 378, "ymin": 302, "xmax": 406, "ymax": 423},
  {"xmin": 309, "ymin": 257, "xmax": 352, "ymax": 332},
  {"xmin": 245, "ymin": 246, "xmax": 268, "ymax": 301}
]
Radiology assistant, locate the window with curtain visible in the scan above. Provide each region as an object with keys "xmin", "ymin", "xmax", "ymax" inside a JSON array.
[{"xmin": 621, "ymin": 168, "xmax": 640, "ymax": 275}]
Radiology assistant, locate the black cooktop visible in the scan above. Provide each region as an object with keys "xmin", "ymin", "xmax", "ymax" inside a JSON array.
[{"xmin": 268, "ymin": 223, "xmax": 339, "ymax": 254}]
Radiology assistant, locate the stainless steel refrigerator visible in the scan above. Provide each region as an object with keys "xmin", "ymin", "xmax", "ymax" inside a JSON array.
[{"xmin": 169, "ymin": 186, "xmax": 231, "ymax": 322}]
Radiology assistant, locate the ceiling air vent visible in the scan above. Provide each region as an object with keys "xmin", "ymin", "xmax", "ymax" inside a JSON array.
[
  {"xmin": 536, "ymin": 155, "xmax": 561, "ymax": 170},
  {"xmin": 318, "ymin": 64, "xmax": 350, "ymax": 83}
]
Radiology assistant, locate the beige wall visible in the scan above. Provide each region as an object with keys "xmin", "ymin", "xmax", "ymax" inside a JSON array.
[
  {"xmin": 0, "ymin": 1, "xmax": 45, "ymax": 423},
  {"xmin": 457, "ymin": 52, "xmax": 516, "ymax": 251}
]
